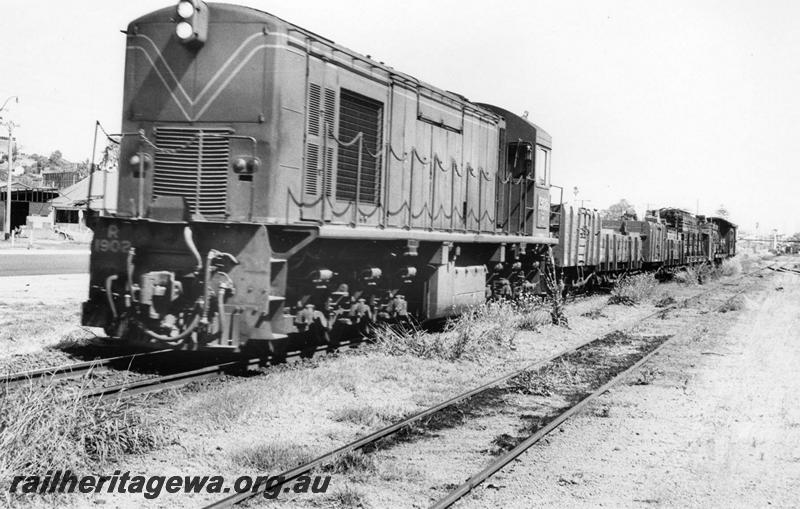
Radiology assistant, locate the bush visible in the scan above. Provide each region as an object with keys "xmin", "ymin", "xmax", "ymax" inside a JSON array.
[
  {"xmin": 674, "ymin": 267, "xmax": 698, "ymax": 285},
  {"xmin": 719, "ymin": 257, "xmax": 743, "ymax": 277},
  {"xmin": 608, "ymin": 274, "xmax": 657, "ymax": 305}
]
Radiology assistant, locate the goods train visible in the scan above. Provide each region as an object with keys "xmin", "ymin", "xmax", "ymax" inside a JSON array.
[{"xmin": 81, "ymin": 1, "xmax": 736, "ymax": 352}]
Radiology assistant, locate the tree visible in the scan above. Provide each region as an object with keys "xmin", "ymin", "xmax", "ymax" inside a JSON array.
[
  {"xmin": 76, "ymin": 158, "xmax": 91, "ymax": 178},
  {"xmin": 98, "ymin": 142, "xmax": 119, "ymax": 172},
  {"xmin": 600, "ymin": 199, "xmax": 637, "ymax": 220},
  {"xmin": 0, "ymin": 142, "xmax": 18, "ymax": 164},
  {"xmin": 48, "ymin": 150, "xmax": 64, "ymax": 168}
]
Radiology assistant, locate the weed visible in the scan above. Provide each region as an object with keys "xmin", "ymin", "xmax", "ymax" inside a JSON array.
[
  {"xmin": 326, "ymin": 484, "xmax": 369, "ymax": 508},
  {"xmin": 490, "ymin": 433, "xmax": 517, "ymax": 453},
  {"xmin": 718, "ymin": 296, "xmax": 744, "ymax": 313},
  {"xmin": 593, "ymin": 406, "xmax": 611, "ymax": 418},
  {"xmin": 373, "ymin": 303, "xmax": 516, "ymax": 362},
  {"xmin": 719, "ymin": 257, "xmax": 742, "ymax": 277},
  {"xmin": 608, "ymin": 274, "xmax": 657, "ymax": 305},
  {"xmin": 544, "ymin": 248, "xmax": 568, "ymax": 326},
  {"xmin": 509, "ymin": 369, "xmax": 554, "ymax": 396},
  {"xmin": 674, "ymin": 266, "xmax": 697, "ymax": 285},
  {"xmin": 0, "ymin": 381, "xmax": 170, "ymax": 489},
  {"xmin": 323, "ymin": 450, "xmax": 376, "ymax": 475},
  {"xmin": 231, "ymin": 442, "xmax": 314, "ymax": 471},
  {"xmin": 580, "ymin": 308, "xmax": 606, "ymax": 320},
  {"xmin": 694, "ymin": 262, "xmax": 717, "ymax": 284},
  {"xmin": 330, "ymin": 405, "xmax": 387, "ymax": 427},
  {"xmin": 654, "ymin": 295, "xmax": 676, "ymax": 308},
  {"xmin": 633, "ymin": 366, "xmax": 659, "ymax": 385}
]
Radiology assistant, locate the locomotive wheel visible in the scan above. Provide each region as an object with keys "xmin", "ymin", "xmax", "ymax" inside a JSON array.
[{"xmin": 300, "ymin": 321, "xmax": 330, "ymax": 358}]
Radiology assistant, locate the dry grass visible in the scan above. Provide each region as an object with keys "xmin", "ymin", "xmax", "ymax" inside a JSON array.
[
  {"xmin": 580, "ymin": 308, "xmax": 607, "ymax": 320},
  {"xmin": 0, "ymin": 301, "xmax": 95, "ymax": 359},
  {"xmin": 377, "ymin": 461, "xmax": 423, "ymax": 482},
  {"xmin": 718, "ymin": 296, "xmax": 745, "ymax": 313},
  {"xmin": 326, "ymin": 484, "xmax": 370, "ymax": 508},
  {"xmin": 633, "ymin": 366, "xmax": 660, "ymax": 385},
  {"xmin": 608, "ymin": 274, "xmax": 658, "ymax": 305},
  {"xmin": 674, "ymin": 267, "xmax": 698, "ymax": 285},
  {"xmin": 330, "ymin": 404, "xmax": 396, "ymax": 427},
  {"xmin": 372, "ymin": 287, "xmax": 570, "ymax": 362},
  {"xmin": 515, "ymin": 293, "xmax": 557, "ymax": 330},
  {"xmin": 0, "ymin": 380, "xmax": 171, "ymax": 491},
  {"xmin": 185, "ymin": 383, "xmax": 252, "ymax": 426},
  {"xmin": 230, "ymin": 442, "xmax": 314, "ymax": 472},
  {"xmin": 373, "ymin": 301, "xmax": 518, "ymax": 362},
  {"xmin": 509, "ymin": 369, "xmax": 555, "ymax": 397},
  {"xmin": 720, "ymin": 256, "xmax": 744, "ymax": 276},
  {"xmin": 323, "ymin": 450, "xmax": 376, "ymax": 476}
]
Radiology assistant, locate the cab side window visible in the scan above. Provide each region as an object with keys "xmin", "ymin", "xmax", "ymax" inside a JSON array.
[
  {"xmin": 535, "ymin": 146, "xmax": 549, "ymax": 185},
  {"xmin": 507, "ymin": 141, "xmax": 533, "ymax": 178}
]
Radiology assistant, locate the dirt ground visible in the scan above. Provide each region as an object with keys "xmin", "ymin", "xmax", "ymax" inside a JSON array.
[
  {"xmin": 6, "ymin": 257, "xmax": 798, "ymax": 509},
  {"xmin": 460, "ymin": 269, "xmax": 800, "ymax": 508},
  {"xmin": 0, "ymin": 274, "xmax": 92, "ymax": 364}
]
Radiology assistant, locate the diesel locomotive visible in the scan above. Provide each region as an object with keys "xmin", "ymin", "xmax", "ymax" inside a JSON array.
[{"xmin": 81, "ymin": 1, "xmax": 736, "ymax": 352}]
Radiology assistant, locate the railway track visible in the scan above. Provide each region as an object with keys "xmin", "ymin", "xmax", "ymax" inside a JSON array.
[
  {"xmin": 84, "ymin": 339, "xmax": 365, "ymax": 400},
  {"xmin": 203, "ymin": 261, "xmax": 780, "ymax": 508},
  {"xmin": 1, "ymin": 349, "xmax": 174, "ymax": 389},
  {"xmin": 430, "ymin": 279, "xmax": 764, "ymax": 508},
  {"xmin": 3, "ymin": 339, "xmax": 364, "ymax": 401}
]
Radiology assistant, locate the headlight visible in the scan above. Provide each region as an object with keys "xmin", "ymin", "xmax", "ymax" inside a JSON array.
[
  {"xmin": 176, "ymin": 0, "xmax": 195, "ymax": 18},
  {"xmin": 174, "ymin": 0, "xmax": 208, "ymax": 47},
  {"xmin": 175, "ymin": 21, "xmax": 193, "ymax": 40}
]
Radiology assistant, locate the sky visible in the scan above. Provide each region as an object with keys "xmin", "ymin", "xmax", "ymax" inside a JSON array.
[{"xmin": 1, "ymin": 0, "xmax": 798, "ymax": 234}]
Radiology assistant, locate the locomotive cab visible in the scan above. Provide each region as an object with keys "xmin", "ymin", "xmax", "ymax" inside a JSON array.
[{"xmin": 477, "ymin": 104, "xmax": 552, "ymax": 239}]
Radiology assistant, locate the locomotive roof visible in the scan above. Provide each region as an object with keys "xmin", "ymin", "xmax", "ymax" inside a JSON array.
[
  {"xmin": 128, "ymin": 2, "xmax": 506, "ymax": 123},
  {"xmin": 476, "ymin": 104, "xmax": 552, "ymax": 148}
]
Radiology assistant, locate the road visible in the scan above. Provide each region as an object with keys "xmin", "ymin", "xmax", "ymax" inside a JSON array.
[{"xmin": 0, "ymin": 249, "xmax": 89, "ymax": 276}]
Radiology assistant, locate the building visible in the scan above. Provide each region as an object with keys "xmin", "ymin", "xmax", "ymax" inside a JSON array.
[
  {"xmin": 49, "ymin": 170, "xmax": 118, "ymax": 230},
  {"xmin": 43, "ymin": 171, "xmax": 81, "ymax": 189},
  {"xmin": 0, "ymin": 182, "xmax": 59, "ymax": 233}
]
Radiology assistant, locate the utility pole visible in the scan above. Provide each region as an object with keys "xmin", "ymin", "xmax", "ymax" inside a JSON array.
[
  {"xmin": 2, "ymin": 121, "xmax": 18, "ymax": 240},
  {"xmin": 1, "ymin": 95, "xmax": 18, "ymax": 240}
]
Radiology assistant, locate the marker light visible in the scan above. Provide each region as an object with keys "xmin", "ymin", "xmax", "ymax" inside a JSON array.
[
  {"xmin": 130, "ymin": 153, "xmax": 152, "ymax": 178},
  {"xmin": 232, "ymin": 158, "xmax": 247, "ymax": 173},
  {"xmin": 174, "ymin": 0, "xmax": 208, "ymax": 47},
  {"xmin": 231, "ymin": 157, "xmax": 261, "ymax": 174},
  {"xmin": 176, "ymin": 1, "xmax": 195, "ymax": 18},
  {"xmin": 175, "ymin": 21, "xmax": 193, "ymax": 40}
]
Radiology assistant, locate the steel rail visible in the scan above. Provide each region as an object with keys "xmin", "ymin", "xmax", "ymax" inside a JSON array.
[
  {"xmin": 83, "ymin": 357, "xmax": 263, "ymax": 399},
  {"xmin": 429, "ymin": 272, "xmax": 773, "ymax": 508},
  {"xmin": 203, "ymin": 261, "xmax": 777, "ymax": 508},
  {"xmin": 83, "ymin": 339, "xmax": 364, "ymax": 400},
  {"xmin": 1, "ymin": 349, "xmax": 173, "ymax": 388}
]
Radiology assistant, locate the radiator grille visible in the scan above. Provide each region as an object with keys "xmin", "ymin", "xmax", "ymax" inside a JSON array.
[
  {"xmin": 153, "ymin": 127, "xmax": 232, "ymax": 218},
  {"xmin": 336, "ymin": 90, "xmax": 382, "ymax": 204}
]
